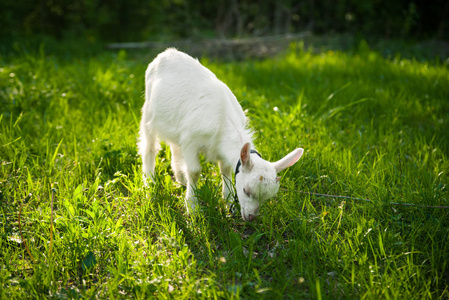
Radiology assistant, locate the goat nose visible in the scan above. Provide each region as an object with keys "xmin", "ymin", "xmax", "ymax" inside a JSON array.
[{"xmin": 247, "ymin": 214, "xmax": 255, "ymax": 221}]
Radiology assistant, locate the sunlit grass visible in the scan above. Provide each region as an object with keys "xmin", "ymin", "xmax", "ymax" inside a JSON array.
[{"xmin": 1, "ymin": 42, "xmax": 448, "ymax": 298}]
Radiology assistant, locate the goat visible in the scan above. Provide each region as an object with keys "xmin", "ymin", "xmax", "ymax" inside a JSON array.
[{"xmin": 138, "ymin": 48, "xmax": 303, "ymax": 221}]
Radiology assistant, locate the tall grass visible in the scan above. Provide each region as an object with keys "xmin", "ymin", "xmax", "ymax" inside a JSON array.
[{"xmin": 1, "ymin": 42, "xmax": 448, "ymax": 298}]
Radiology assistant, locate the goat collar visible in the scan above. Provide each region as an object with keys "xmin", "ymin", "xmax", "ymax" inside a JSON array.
[
  {"xmin": 232, "ymin": 150, "xmax": 262, "ymax": 210},
  {"xmin": 234, "ymin": 149, "xmax": 262, "ymax": 179}
]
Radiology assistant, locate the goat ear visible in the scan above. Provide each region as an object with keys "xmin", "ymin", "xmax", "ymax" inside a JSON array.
[
  {"xmin": 240, "ymin": 142, "xmax": 253, "ymax": 170},
  {"xmin": 273, "ymin": 148, "xmax": 304, "ymax": 173}
]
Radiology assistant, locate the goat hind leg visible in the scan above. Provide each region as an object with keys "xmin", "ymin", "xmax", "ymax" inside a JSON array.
[
  {"xmin": 170, "ymin": 144, "xmax": 186, "ymax": 185},
  {"xmin": 183, "ymin": 152, "xmax": 201, "ymax": 214},
  {"xmin": 139, "ymin": 128, "xmax": 159, "ymax": 184}
]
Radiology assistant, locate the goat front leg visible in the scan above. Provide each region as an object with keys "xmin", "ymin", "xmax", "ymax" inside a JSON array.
[{"xmin": 219, "ymin": 162, "xmax": 234, "ymax": 205}]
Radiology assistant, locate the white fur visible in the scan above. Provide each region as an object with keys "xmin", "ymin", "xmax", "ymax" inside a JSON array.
[{"xmin": 138, "ymin": 48, "xmax": 304, "ymax": 221}]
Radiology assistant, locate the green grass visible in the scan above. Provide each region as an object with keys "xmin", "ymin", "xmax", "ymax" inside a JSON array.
[{"xmin": 1, "ymin": 42, "xmax": 448, "ymax": 299}]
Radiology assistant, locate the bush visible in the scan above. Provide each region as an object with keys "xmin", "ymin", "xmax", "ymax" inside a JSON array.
[{"xmin": 1, "ymin": 0, "xmax": 448, "ymax": 43}]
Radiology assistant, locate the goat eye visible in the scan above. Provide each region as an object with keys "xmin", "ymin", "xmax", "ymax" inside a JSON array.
[{"xmin": 243, "ymin": 187, "xmax": 251, "ymax": 197}]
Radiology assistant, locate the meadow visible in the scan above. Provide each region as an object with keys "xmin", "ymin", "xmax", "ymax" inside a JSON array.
[{"xmin": 1, "ymin": 41, "xmax": 448, "ymax": 299}]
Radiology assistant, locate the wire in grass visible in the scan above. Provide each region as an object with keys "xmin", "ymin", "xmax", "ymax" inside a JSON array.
[
  {"xmin": 49, "ymin": 187, "xmax": 55, "ymax": 257},
  {"xmin": 18, "ymin": 193, "xmax": 36, "ymax": 263},
  {"xmin": 18, "ymin": 189, "xmax": 56, "ymax": 263},
  {"xmin": 282, "ymin": 189, "xmax": 449, "ymax": 209}
]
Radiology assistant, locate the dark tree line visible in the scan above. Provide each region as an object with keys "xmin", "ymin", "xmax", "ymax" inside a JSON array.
[{"xmin": 1, "ymin": 0, "xmax": 448, "ymax": 42}]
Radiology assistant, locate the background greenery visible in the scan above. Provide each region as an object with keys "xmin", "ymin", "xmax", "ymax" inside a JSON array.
[
  {"xmin": 1, "ymin": 39, "xmax": 448, "ymax": 298},
  {"xmin": 1, "ymin": 0, "xmax": 448, "ymax": 43}
]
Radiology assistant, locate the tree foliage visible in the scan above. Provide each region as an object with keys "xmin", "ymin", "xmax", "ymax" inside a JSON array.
[{"xmin": 1, "ymin": 0, "xmax": 448, "ymax": 42}]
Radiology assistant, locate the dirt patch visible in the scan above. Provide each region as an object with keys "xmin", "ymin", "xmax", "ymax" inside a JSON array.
[
  {"xmin": 106, "ymin": 32, "xmax": 311, "ymax": 60},
  {"xmin": 106, "ymin": 33, "xmax": 449, "ymax": 61}
]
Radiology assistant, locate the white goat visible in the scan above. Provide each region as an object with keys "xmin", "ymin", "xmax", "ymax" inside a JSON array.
[{"xmin": 138, "ymin": 48, "xmax": 303, "ymax": 221}]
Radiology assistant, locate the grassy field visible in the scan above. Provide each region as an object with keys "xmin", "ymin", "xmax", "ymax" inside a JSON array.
[{"xmin": 1, "ymin": 41, "xmax": 448, "ymax": 299}]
